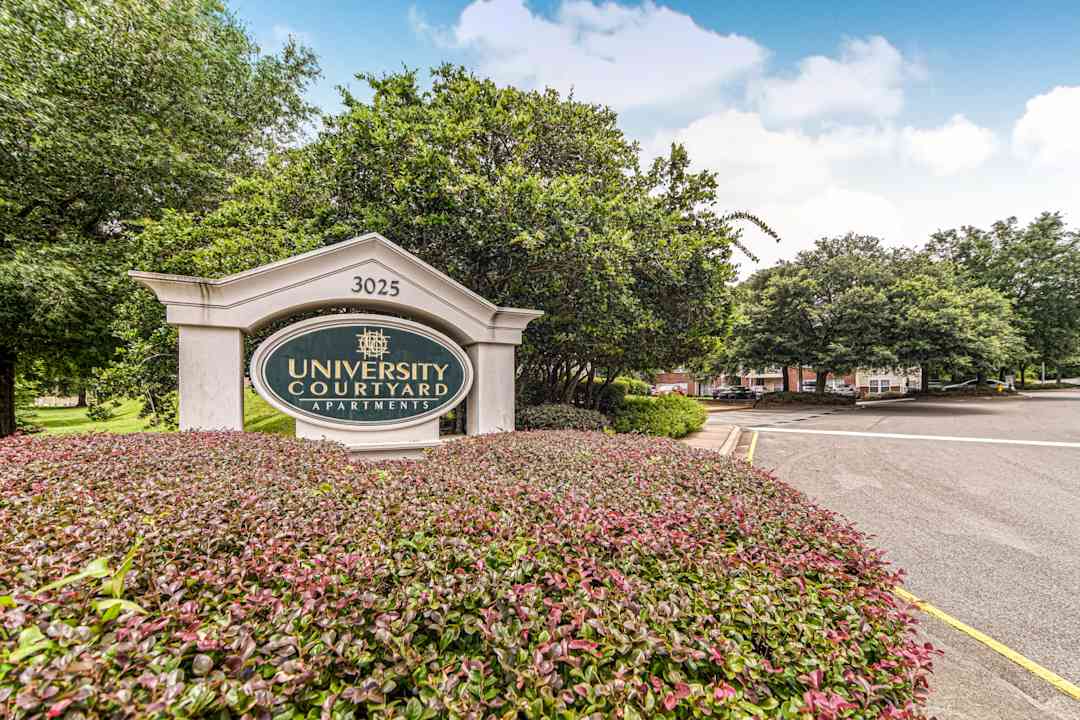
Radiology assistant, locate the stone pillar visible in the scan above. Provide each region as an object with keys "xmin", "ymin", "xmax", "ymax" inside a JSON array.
[
  {"xmin": 466, "ymin": 343, "xmax": 516, "ymax": 435},
  {"xmin": 178, "ymin": 325, "xmax": 244, "ymax": 430}
]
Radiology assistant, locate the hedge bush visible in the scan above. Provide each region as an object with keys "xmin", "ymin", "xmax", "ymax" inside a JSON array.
[
  {"xmin": 572, "ymin": 380, "xmax": 628, "ymax": 415},
  {"xmin": 756, "ymin": 392, "xmax": 856, "ymax": 407},
  {"xmin": 0, "ymin": 432, "xmax": 935, "ymax": 718},
  {"xmin": 614, "ymin": 376, "xmax": 652, "ymax": 396},
  {"xmin": 517, "ymin": 403, "xmax": 609, "ymax": 431},
  {"xmin": 614, "ymin": 394, "xmax": 708, "ymax": 438}
]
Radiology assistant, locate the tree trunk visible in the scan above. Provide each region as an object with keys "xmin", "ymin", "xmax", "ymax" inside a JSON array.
[
  {"xmin": 781, "ymin": 366, "xmax": 791, "ymax": 393},
  {"xmin": 0, "ymin": 350, "xmax": 15, "ymax": 438},
  {"xmin": 76, "ymin": 386, "xmax": 88, "ymax": 407},
  {"xmin": 797, "ymin": 366, "xmax": 804, "ymax": 390},
  {"xmin": 815, "ymin": 369, "xmax": 827, "ymax": 395},
  {"xmin": 1056, "ymin": 366, "xmax": 1062, "ymax": 384},
  {"xmin": 1019, "ymin": 363, "xmax": 1027, "ymax": 388},
  {"xmin": 976, "ymin": 370, "xmax": 985, "ymax": 387},
  {"xmin": 920, "ymin": 364, "xmax": 929, "ymax": 393},
  {"xmin": 998, "ymin": 367, "xmax": 1006, "ymax": 382}
]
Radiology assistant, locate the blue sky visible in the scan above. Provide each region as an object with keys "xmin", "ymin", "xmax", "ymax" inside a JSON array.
[{"xmin": 230, "ymin": 0, "xmax": 1080, "ymax": 270}]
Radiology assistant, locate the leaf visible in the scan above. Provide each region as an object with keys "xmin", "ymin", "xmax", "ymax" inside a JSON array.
[
  {"xmin": 36, "ymin": 556, "xmax": 112, "ymax": 595},
  {"xmin": 8, "ymin": 626, "xmax": 53, "ymax": 663},
  {"xmin": 93, "ymin": 598, "xmax": 147, "ymax": 615},
  {"xmin": 101, "ymin": 537, "xmax": 142, "ymax": 599}
]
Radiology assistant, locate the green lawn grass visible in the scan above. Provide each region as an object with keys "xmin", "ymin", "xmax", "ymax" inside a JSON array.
[{"xmin": 31, "ymin": 390, "xmax": 293, "ymax": 436}]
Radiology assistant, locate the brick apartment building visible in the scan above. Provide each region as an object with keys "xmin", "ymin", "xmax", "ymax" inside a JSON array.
[{"xmin": 654, "ymin": 367, "xmax": 919, "ymax": 397}]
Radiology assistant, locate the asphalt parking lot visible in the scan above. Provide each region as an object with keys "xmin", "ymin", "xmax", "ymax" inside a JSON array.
[{"xmin": 736, "ymin": 392, "xmax": 1080, "ymax": 719}]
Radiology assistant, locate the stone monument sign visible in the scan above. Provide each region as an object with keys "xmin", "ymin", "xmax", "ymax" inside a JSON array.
[{"xmin": 131, "ymin": 233, "xmax": 542, "ymax": 458}]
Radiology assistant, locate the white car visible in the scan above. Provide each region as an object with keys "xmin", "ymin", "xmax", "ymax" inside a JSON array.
[{"xmin": 942, "ymin": 378, "xmax": 1007, "ymax": 391}]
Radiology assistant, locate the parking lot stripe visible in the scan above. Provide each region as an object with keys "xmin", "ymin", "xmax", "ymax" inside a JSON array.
[
  {"xmin": 751, "ymin": 427, "xmax": 1080, "ymax": 449},
  {"xmin": 746, "ymin": 431, "xmax": 759, "ymax": 463},
  {"xmin": 894, "ymin": 587, "xmax": 1080, "ymax": 702}
]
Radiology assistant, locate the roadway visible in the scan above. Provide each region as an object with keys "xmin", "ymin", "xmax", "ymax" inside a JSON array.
[{"xmin": 736, "ymin": 392, "xmax": 1080, "ymax": 719}]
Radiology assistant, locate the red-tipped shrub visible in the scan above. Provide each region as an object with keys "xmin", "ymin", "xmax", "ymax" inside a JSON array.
[{"xmin": 0, "ymin": 431, "xmax": 936, "ymax": 718}]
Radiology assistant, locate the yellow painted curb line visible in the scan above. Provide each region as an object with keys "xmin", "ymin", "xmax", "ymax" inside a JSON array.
[
  {"xmin": 894, "ymin": 587, "xmax": 1080, "ymax": 702},
  {"xmin": 746, "ymin": 430, "xmax": 759, "ymax": 464}
]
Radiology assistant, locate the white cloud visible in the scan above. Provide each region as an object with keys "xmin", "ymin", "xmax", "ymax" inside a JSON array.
[
  {"xmin": 901, "ymin": 114, "xmax": 997, "ymax": 176},
  {"xmin": 421, "ymin": 0, "xmax": 765, "ymax": 110},
  {"xmin": 648, "ymin": 110, "xmax": 907, "ymax": 267},
  {"xmin": 412, "ymin": 4, "xmax": 1077, "ymax": 274},
  {"xmin": 649, "ymin": 110, "xmax": 829, "ymax": 201},
  {"xmin": 753, "ymin": 36, "xmax": 920, "ymax": 124},
  {"xmin": 1013, "ymin": 86, "xmax": 1080, "ymax": 167}
]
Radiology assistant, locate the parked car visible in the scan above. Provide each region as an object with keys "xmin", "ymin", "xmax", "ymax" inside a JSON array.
[
  {"xmin": 926, "ymin": 379, "xmax": 943, "ymax": 390},
  {"xmin": 942, "ymin": 378, "xmax": 1007, "ymax": 391},
  {"xmin": 653, "ymin": 383, "xmax": 688, "ymax": 395},
  {"xmin": 829, "ymin": 384, "xmax": 857, "ymax": 396},
  {"xmin": 714, "ymin": 386, "xmax": 754, "ymax": 400},
  {"xmin": 709, "ymin": 385, "xmax": 732, "ymax": 398}
]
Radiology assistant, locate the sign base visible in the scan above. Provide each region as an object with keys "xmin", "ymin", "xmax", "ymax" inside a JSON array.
[{"xmin": 295, "ymin": 418, "xmax": 440, "ymax": 461}]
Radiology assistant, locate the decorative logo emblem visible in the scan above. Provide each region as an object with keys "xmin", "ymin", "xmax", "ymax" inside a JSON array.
[{"xmin": 355, "ymin": 328, "xmax": 390, "ymax": 359}]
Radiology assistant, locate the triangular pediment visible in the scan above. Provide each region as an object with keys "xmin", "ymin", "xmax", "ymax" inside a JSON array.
[{"xmin": 130, "ymin": 233, "xmax": 541, "ymax": 343}]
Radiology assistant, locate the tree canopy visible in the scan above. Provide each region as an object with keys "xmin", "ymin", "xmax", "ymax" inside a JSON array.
[
  {"xmin": 728, "ymin": 234, "xmax": 1023, "ymax": 391},
  {"xmin": 0, "ymin": 0, "xmax": 320, "ymax": 435},
  {"xmin": 104, "ymin": 66, "xmax": 767, "ymax": 417},
  {"xmin": 928, "ymin": 213, "xmax": 1080, "ymax": 379}
]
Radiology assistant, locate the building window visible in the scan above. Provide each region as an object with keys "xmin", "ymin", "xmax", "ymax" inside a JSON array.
[{"xmin": 869, "ymin": 378, "xmax": 890, "ymax": 394}]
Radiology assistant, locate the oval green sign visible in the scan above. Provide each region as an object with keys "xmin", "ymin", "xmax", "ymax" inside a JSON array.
[{"xmin": 250, "ymin": 315, "xmax": 473, "ymax": 428}]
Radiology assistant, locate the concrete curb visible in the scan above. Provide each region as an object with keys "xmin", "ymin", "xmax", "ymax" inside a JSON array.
[
  {"xmin": 856, "ymin": 397, "xmax": 916, "ymax": 406},
  {"xmin": 705, "ymin": 404, "xmax": 755, "ymax": 413},
  {"xmin": 718, "ymin": 425, "xmax": 742, "ymax": 456}
]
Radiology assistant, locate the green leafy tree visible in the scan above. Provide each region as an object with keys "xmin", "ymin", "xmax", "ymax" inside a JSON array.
[
  {"xmin": 0, "ymin": 0, "xmax": 319, "ymax": 435},
  {"xmin": 889, "ymin": 255, "xmax": 1022, "ymax": 388},
  {"xmin": 734, "ymin": 235, "xmax": 897, "ymax": 393},
  {"xmin": 929, "ymin": 213, "xmax": 1080, "ymax": 384},
  {"xmin": 110, "ymin": 66, "xmax": 770, "ymax": 414}
]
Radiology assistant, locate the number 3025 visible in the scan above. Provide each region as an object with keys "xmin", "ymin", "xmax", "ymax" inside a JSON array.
[{"xmin": 351, "ymin": 276, "xmax": 400, "ymax": 296}]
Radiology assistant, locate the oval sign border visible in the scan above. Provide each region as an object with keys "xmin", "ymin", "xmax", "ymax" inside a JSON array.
[{"xmin": 250, "ymin": 313, "xmax": 474, "ymax": 432}]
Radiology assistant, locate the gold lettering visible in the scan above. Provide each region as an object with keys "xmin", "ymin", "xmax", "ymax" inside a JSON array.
[
  {"xmin": 396, "ymin": 362, "xmax": 411, "ymax": 380},
  {"xmin": 353, "ymin": 382, "xmax": 367, "ymax": 396},
  {"xmin": 432, "ymin": 364, "xmax": 448, "ymax": 381},
  {"xmin": 418, "ymin": 383, "xmax": 430, "ymax": 397},
  {"xmin": 310, "ymin": 381, "xmax": 328, "ymax": 396},
  {"xmin": 401, "ymin": 384, "xmax": 414, "ymax": 397},
  {"xmin": 288, "ymin": 358, "xmax": 308, "ymax": 378},
  {"xmin": 311, "ymin": 360, "xmax": 332, "ymax": 380},
  {"xmin": 435, "ymin": 383, "xmax": 448, "ymax": 395},
  {"xmin": 342, "ymin": 360, "xmax": 363, "ymax": 379},
  {"xmin": 334, "ymin": 381, "xmax": 348, "ymax": 396},
  {"xmin": 379, "ymin": 362, "xmax": 394, "ymax": 379},
  {"xmin": 362, "ymin": 361, "xmax": 376, "ymax": 379},
  {"xmin": 288, "ymin": 380, "xmax": 304, "ymax": 395},
  {"xmin": 385, "ymin": 382, "xmax": 399, "ymax": 396}
]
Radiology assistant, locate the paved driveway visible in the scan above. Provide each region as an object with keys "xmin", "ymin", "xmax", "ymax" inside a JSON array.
[{"xmin": 743, "ymin": 392, "xmax": 1080, "ymax": 719}]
